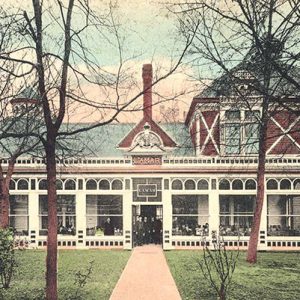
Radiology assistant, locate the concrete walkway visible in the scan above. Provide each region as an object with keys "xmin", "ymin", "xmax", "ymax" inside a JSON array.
[{"xmin": 109, "ymin": 245, "xmax": 181, "ymax": 300}]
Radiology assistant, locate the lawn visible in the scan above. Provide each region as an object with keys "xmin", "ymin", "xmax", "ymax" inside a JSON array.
[
  {"xmin": 0, "ymin": 249, "xmax": 131, "ymax": 300},
  {"xmin": 165, "ymin": 251, "xmax": 300, "ymax": 300}
]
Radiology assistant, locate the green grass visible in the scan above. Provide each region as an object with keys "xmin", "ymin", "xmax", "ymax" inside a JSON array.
[
  {"xmin": 0, "ymin": 249, "xmax": 131, "ymax": 300},
  {"xmin": 165, "ymin": 251, "xmax": 300, "ymax": 300}
]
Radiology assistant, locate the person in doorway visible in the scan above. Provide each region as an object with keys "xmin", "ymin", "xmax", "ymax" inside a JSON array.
[
  {"xmin": 135, "ymin": 216, "xmax": 143, "ymax": 246},
  {"xmin": 154, "ymin": 217, "xmax": 162, "ymax": 244},
  {"xmin": 150, "ymin": 217, "xmax": 155, "ymax": 244},
  {"xmin": 143, "ymin": 216, "xmax": 150, "ymax": 244},
  {"xmin": 103, "ymin": 217, "xmax": 114, "ymax": 236}
]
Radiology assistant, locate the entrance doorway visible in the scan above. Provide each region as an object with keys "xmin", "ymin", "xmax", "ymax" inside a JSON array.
[{"xmin": 132, "ymin": 205, "xmax": 163, "ymax": 246}]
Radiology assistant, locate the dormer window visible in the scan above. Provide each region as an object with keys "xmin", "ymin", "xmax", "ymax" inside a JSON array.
[
  {"xmin": 224, "ymin": 110, "xmax": 241, "ymax": 154},
  {"xmin": 222, "ymin": 109, "xmax": 260, "ymax": 155}
]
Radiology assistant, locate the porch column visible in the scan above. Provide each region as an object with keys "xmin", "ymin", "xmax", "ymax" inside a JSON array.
[{"xmin": 123, "ymin": 178, "xmax": 132, "ymax": 250}]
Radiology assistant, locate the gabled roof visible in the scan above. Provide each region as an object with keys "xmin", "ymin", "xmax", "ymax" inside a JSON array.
[
  {"xmin": 64, "ymin": 122, "xmax": 193, "ymax": 158},
  {"xmin": 118, "ymin": 118, "xmax": 177, "ymax": 149}
]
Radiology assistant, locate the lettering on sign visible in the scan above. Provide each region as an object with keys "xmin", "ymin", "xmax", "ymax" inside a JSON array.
[
  {"xmin": 132, "ymin": 156, "xmax": 162, "ymax": 165},
  {"xmin": 137, "ymin": 184, "xmax": 157, "ymax": 197}
]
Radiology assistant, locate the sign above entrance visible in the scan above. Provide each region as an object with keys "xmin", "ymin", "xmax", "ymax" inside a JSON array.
[
  {"xmin": 137, "ymin": 184, "xmax": 157, "ymax": 197},
  {"xmin": 132, "ymin": 156, "xmax": 162, "ymax": 165}
]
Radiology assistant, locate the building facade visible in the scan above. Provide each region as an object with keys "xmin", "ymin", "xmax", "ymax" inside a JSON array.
[{"xmin": 4, "ymin": 64, "xmax": 300, "ymax": 250}]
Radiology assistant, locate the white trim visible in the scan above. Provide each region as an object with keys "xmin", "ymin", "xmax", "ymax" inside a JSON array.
[{"xmin": 267, "ymin": 116, "xmax": 300, "ymax": 154}]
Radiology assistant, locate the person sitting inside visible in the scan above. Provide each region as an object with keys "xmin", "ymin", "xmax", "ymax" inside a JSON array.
[{"xmin": 103, "ymin": 217, "xmax": 114, "ymax": 236}]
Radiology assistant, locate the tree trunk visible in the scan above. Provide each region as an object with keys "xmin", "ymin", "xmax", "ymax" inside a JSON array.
[
  {"xmin": 45, "ymin": 140, "xmax": 58, "ymax": 300},
  {"xmin": 219, "ymin": 283, "xmax": 226, "ymax": 300},
  {"xmin": 247, "ymin": 119, "xmax": 268, "ymax": 263},
  {"xmin": 0, "ymin": 181, "xmax": 9, "ymax": 228}
]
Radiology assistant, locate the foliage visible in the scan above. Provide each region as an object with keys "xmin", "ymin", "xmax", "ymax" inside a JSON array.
[
  {"xmin": 0, "ymin": 228, "xmax": 17, "ymax": 289},
  {"xmin": 166, "ymin": 251, "xmax": 300, "ymax": 300}
]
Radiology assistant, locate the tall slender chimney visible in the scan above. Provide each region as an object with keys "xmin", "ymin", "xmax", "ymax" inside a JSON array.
[{"xmin": 142, "ymin": 64, "xmax": 152, "ymax": 120}]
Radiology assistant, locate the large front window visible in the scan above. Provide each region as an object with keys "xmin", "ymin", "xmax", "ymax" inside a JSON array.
[
  {"xmin": 39, "ymin": 195, "xmax": 76, "ymax": 235},
  {"xmin": 172, "ymin": 195, "xmax": 209, "ymax": 236},
  {"xmin": 86, "ymin": 195, "xmax": 123, "ymax": 236},
  {"xmin": 219, "ymin": 195, "xmax": 255, "ymax": 236},
  {"xmin": 9, "ymin": 195, "xmax": 29, "ymax": 235},
  {"xmin": 267, "ymin": 195, "xmax": 300, "ymax": 236}
]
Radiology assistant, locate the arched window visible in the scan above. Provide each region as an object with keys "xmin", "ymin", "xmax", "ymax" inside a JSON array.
[
  {"xmin": 112, "ymin": 179, "xmax": 123, "ymax": 190},
  {"xmin": 65, "ymin": 179, "xmax": 76, "ymax": 190},
  {"xmin": 185, "ymin": 179, "xmax": 196, "ymax": 190},
  {"xmin": 197, "ymin": 179, "xmax": 209, "ymax": 190},
  {"xmin": 172, "ymin": 179, "xmax": 183, "ymax": 190},
  {"xmin": 9, "ymin": 180, "xmax": 16, "ymax": 190},
  {"xmin": 280, "ymin": 179, "xmax": 291, "ymax": 190},
  {"xmin": 56, "ymin": 179, "xmax": 63, "ymax": 190},
  {"xmin": 86, "ymin": 179, "xmax": 97, "ymax": 190},
  {"xmin": 232, "ymin": 179, "xmax": 243, "ymax": 190},
  {"xmin": 17, "ymin": 179, "xmax": 29, "ymax": 190},
  {"xmin": 267, "ymin": 179, "xmax": 278, "ymax": 190},
  {"xmin": 245, "ymin": 179, "xmax": 256, "ymax": 190},
  {"xmin": 293, "ymin": 179, "xmax": 300, "ymax": 190},
  {"xmin": 219, "ymin": 179, "xmax": 230, "ymax": 190},
  {"xmin": 39, "ymin": 179, "xmax": 48, "ymax": 190},
  {"xmin": 99, "ymin": 179, "xmax": 110, "ymax": 190}
]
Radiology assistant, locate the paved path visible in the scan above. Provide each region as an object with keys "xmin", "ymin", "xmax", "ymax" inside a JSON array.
[{"xmin": 109, "ymin": 245, "xmax": 181, "ymax": 300}]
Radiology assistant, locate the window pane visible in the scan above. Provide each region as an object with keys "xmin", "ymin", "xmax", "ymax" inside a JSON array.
[
  {"xmin": 267, "ymin": 179, "xmax": 278, "ymax": 190},
  {"xmin": 245, "ymin": 110, "xmax": 260, "ymax": 121},
  {"xmin": 219, "ymin": 195, "xmax": 255, "ymax": 236},
  {"xmin": 197, "ymin": 179, "xmax": 209, "ymax": 190},
  {"xmin": 99, "ymin": 180, "xmax": 110, "ymax": 190},
  {"xmin": 172, "ymin": 195, "xmax": 208, "ymax": 215},
  {"xmin": 10, "ymin": 195, "xmax": 28, "ymax": 214},
  {"xmin": 86, "ymin": 216, "xmax": 123, "ymax": 236},
  {"xmin": 9, "ymin": 216, "xmax": 29, "ymax": 235},
  {"xmin": 245, "ymin": 179, "xmax": 256, "ymax": 190},
  {"xmin": 225, "ymin": 124, "xmax": 240, "ymax": 154},
  {"xmin": 112, "ymin": 180, "xmax": 123, "ymax": 190},
  {"xmin": 86, "ymin": 195, "xmax": 123, "ymax": 236},
  {"xmin": 86, "ymin": 179, "xmax": 97, "ymax": 190},
  {"xmin": 219, "ymin": 216, "xmax": 253, "ymax": 236},
  {"xmin": 244, "ymin": 123, "xmax": 259, "ymax": 154},
  {"xmin": 65, "ymin": 179, "xmax": 76, "ymax": 190},
  {"xmin": 219, "ymin": 179, "xmax": 230, "ymax": 190},
  {"xmin": 172, "ymin": 180, "xmax": 183, "ymax": 190},
  {"xmin": 172, "ymin": 216, "xmax": 209, "ymax": 236},
  {"xmin": 172, "ymin": 195, "xmax": 209, "ymax": 236},
  {"xmin": 86, "ymin": 195, "xmax": 122, "ymax": 215},
  {"xmin": 39, "ymin": 195, "xmax": 76, "ymax": 236},
  {"xmin": 268, "ymin": 216, "xmax": 300, "ymax": 236},
  {"xmin": 17, "ymin": 179, "xmax": 29, "ymax": 190},
  {"xmin": 184, "ymin": 180, "xmax": 195, "ymax": 190},
  {"xmin": 267, "ymin": 195, "xmax": 300, "ymax": 236},
  {"xmin": 225, "ymin": 110, "xmax": 240, "ymax": 121},
  {"xmin": 232, "ymin": 180, "xmax": 243, "ymax": 190}
]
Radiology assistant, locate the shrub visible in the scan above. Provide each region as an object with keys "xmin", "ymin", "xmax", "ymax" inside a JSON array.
[
  {"xmin": 0, "ymin": 228, "xmax": 17, "ymax": 289},
  {"xmin": 199, "ymin": 236, "xmax": 239, "ymax": 300}
]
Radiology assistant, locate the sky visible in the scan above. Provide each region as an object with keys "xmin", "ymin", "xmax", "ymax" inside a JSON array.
[{"xmin": 1, "ymin": 0, "xmax": 200, "ymax": 123}]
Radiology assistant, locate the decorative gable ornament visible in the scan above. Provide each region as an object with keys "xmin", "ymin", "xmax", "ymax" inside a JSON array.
[{"xmin": 130, "ymin": 123, "xmax": 164, "ymax": 153}]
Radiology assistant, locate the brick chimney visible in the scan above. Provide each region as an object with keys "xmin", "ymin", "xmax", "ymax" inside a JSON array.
[{"xmin": 142, "ymin": 64, "xmax": 152, "ymax": 120}]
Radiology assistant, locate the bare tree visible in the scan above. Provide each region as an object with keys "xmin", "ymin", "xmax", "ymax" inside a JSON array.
[
  {"xmin": 0, "ymin": 1, "xmax": 197, "ymax": 299},
  {"xmin": 170, "ymin": 0, "xmax": 300, "ymax": 263}
]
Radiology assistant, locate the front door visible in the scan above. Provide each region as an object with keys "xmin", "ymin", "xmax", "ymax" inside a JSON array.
[{"xmin": 132, "ymin": 205, "xmax": 163, "ymax": 246}]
